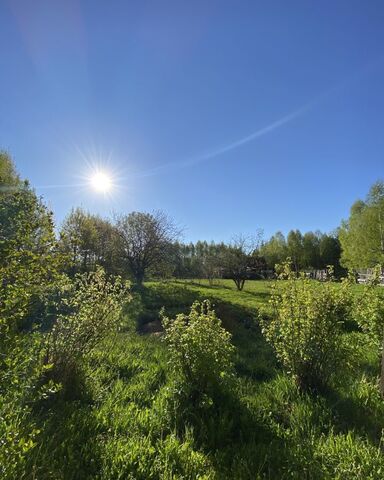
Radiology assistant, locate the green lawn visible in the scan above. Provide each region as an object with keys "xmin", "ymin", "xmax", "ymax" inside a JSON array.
[
  {"xmin": 174, "ymin": 278, "xmax": 273, "ymax": 309},
  {"xmin": 26, "ymin": 279, "xmax": 384, "ymax": 479}
]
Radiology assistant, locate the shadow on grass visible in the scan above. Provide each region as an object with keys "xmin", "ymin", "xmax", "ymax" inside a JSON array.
[
  {"xmin": 28, "ymin": 395, "xmax": 103, "ymax": 479},
  {"xmin": 324, "ymin": 386, "xmax": 384, "ymax": 445},
  {"xmin": 177, "ymin": 279, "xmax": 272, "ymax": 297},
  {"xmin": 242, "ymin": 290, "xmax": 271, "ymax": 302},
  {"xmin": 125, "ymin": 282, "xmax": 279, "ymax": 384},
  {"xmin": 181, "ymin": 387, "xmax": 321, "ymax": 480},
  {"xmin": 123, "ymin": 283, "xmax": 202, "ymax": 334}
]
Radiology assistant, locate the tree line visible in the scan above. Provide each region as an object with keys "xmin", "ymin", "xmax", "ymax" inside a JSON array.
[
  {"xmin": 58, "ymin": 208, "xmax": 343, "ymax": 289},
  {"xmin": 53, "ymin": 172, "xmax": 384, "ymax": 289},
  {"xmin": 2, "ymin": 151, "xmax": 384, "ymax": 290}
]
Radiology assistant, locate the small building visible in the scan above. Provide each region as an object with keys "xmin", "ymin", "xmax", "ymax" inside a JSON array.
[{"xmin": 356, "ymin": 268, "xmax": 384, "ymax": 285}]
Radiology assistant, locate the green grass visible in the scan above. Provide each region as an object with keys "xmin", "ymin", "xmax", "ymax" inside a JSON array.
[
  {"xmin": 25, "ymin": 279, "xmax": 384, "ymax": 479},
  {"xmin": 173, "ymin": 278, "xmax": 273, "ymax": 308}
]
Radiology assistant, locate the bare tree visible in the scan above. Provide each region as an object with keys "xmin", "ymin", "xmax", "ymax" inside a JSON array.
[{"xmin": 115, "ymin": 211, "xmax": 180, "ymax": 284}]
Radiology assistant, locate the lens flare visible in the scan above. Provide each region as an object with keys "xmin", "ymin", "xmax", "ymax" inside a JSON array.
[{"xmin": 90, "ymin": 171, "xmax": 112, "ymax": 193}]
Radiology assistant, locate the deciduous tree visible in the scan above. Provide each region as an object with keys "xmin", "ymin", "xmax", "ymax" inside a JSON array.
[
  {"xmin": 339, "ymin": 181, "xmax": 384, "ymax": 269},
  {"xmin": 115, "ymin": 211, "xmax": 179, "ymax": 284},
  {"xmin": 221, "ymin": 234, "xmax": 261, "ymax": 291}
]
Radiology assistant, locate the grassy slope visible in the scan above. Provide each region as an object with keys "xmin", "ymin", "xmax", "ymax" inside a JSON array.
[{"xmin": 27, "ymin": 280, "xmax": 384, "ymax": 479}]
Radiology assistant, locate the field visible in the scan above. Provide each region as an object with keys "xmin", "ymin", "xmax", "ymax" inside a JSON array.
[{"xmin": 23, "ymin": 279, "xmax": 384, "ymax": 479}]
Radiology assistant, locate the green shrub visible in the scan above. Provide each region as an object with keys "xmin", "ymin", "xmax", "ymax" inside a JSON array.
[
  {"xmin": 0, "ymin": 165, "xmax": 63, "ymax": 478},
  {"xmin": 45, "ymin": 268, "xmax": 130, "ymax": 394},
  {"xmin": 353, "ymin": 265, "xmax": 384, "ymax": 396},
  {"xmin": 261, "ymin": 262, "xmax": 353, "ymax": 391},
  {"xmin": 353, "ymin": 265, "xmax": 384, "ymax": 341},
  {"xmin": 161, "ymin": 300, "xmax": 235, "ymax": 407},
  {"xmin": 0, "ymin": 335, "xmax": 49, "ymax": 480}
]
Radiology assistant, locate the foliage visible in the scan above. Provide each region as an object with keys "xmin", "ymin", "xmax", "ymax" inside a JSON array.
[
  {"xmin": 220, "ymin": 234, "xmax": 262, "ymax": 291},
  {"xmin": 59, "ymin": 207, "xmax": 119, "ymax": 275},
  {"xmin": 173, "ymin": 237, "xmax": 267, "ymax": 286},
  {"xmin": 3, "ymin": 151, "xmax": 384, "ymax": 478},
  {"xmin": 45, "ymin": 268, "xmax": 130, "ymax": 393},
  {"xmin": 0, "ymin": 154, "xmax": 61, "ymax": 479},
  {"xmin": 286, "ymin": 229, "xmax": 304, "ymax": 272},
  {"xmin": 261, "ymin": 262, "xmax": 354, "ymax": 391},
  {"xmin": 259, "ymin": 231, "xmax": 287, "ymax": 270},
  {"xmin": 21, "ymin": 281, "xmax": 384, "ymax": 479},
  {"xmin": 0, "ymin": 155, "xmax": 129, "ymax": 475},
  {"xmin": 220, "ymin": 245, "xmax": 250, "ymax": 291},
  {"xmin": 352, "ymin": 265, "xmax": 384, "ymax": 395},
  {"xmin": 0, "ymin": 151, "xmax": 20, "ymax": 187},
  {"xmin": 162, "ymin": 300, "xmax": 235, "ymax": 407},
  {"xmin": 116, "ymin": 210, "xmax": 179, "ymax": 284},
  {"xmin": 339, "ymin": 181, "xmax": 384, "ymax": 269},
  {"xmin": 320, "ymin": 233, "xmax": 342, "ymax": 272},
  {"xmin": 173, "ymin": 240, "xmax": 229, "ymax": 281},
  {"xmin": 353, "ymin": 265, "xmax": 384, "ymax": 343},
  {"xmin": 260, "ymin": 229, "xmax": 342, "ymax": 274}
]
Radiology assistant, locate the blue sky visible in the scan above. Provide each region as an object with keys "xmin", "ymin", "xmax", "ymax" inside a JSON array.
[{"xmin": 1, "ymin": 0, "xmax": 383, "ymax": 242}]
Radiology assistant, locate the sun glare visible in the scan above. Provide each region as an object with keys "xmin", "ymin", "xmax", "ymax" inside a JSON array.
[{"xmin": 90, "ymin": 171, "xmax": 112, "ymax": 193}]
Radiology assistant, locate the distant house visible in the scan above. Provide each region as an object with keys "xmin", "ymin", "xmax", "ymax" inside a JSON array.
[
  {"xmin": 303, "ymin": 269, "xmax": 329, "ymax": 281},
  {"xmin": 356, "ymin": 268, "xmax": 384, "ymax": 285}
]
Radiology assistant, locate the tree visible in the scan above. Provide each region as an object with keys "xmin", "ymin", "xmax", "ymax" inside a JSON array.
[
  {"xmin": 0, "ymin": 151, "xmax": 20, "ymax": 187},
  {"xmin": 287, "ymin": 230, "xmax": 304, "ymax": 273},
  {"xmin": 115, "ymin": 211, "xmax": 179, "ymax": 284},
  {"xmin": 302, "ymin": 231, "xmax": 321, "ymax": 269},
  {"xmin": 60, "ymin": 208, "xmax": 119, "ymax": 275},
  {"xmin": 339, "ymin": 181, "xmax": 384, "ymax": 269},
  {"xmin": 173, "ymin": 241, "xmax": 230, "ymax": 281},
  {"xmin": 259, "ymin": 231, "xmax": 288, "ymax": 270},
  {"xmin": 92, "ymin": 216, "xmax": 120, "ymax": 274},
  {"xmin": 0, "ymin": 154, "xmax": 62, "ymax": 477},
  {"xmin": 60, "ymin": 208, "xmax": 98, "ymax": 274},
  {"xmin": 320, "ymin": 233, "xmax": 342, "ymax": 272},
  {"xmin": 0, "ymin": 160, "xmax": 61, "ymax": 324},
  {"xmin": 220, "ymin": 234, "xmax": 261, "ymax": 291}
]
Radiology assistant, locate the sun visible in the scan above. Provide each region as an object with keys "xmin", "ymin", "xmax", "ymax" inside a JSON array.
[{"xmin": 90, "ymin": 171, "xmax": 112, "ymax": 193}]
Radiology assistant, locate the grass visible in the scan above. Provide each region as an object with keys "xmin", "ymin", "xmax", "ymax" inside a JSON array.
[
  {"xmin": 174, "ymin": 278, "xmax": 273, "ymax": 310},
  {"xmin": 24, "ymin": 279, "xmax": 384, "ymax": 479}
]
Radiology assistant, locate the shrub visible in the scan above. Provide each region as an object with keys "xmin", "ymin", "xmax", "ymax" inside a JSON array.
[
  {"xmin": 352, "ymin": 265, "xmax": 384, "ymax": 396},
  {"xmin": 45, "ymin": 268, "xmax": 130, "ymax": 395},
  {"xmin": 261, "ymin": 262, "xmax": 353, "ymax": 391},
  {"xmin": 161, "ymin": 300, "xmax": 235, "ymax": 407},
  {"xmin": 0, "ymin": 334, "xmax": 49, "ymax": 480},
  {"xmin": 0, "ymin": 164, "xmax": 63, "ymax": 478}
]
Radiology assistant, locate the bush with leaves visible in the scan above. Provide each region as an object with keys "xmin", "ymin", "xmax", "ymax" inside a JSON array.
[
  {"xmin": 45, "ymin": 267, "xmax": 130, "ymax": 394},
  {"xmin": 161, "ymin": 300, "xmax": 235, "ymax": 410},
  {"xmin": 0, "ymin": 153, "xmax": 62, "ymax": 479},
  {"xmin": 262, "ymin": 261, "xmax": 353, "ymax": 391},
  {"xmin": 353, "ymin": 265, "xmax": 384, "ymax": 396}
]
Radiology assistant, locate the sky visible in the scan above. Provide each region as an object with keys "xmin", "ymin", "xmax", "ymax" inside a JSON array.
[{"xmin": 0, "ymin": 0, "xmax": 383, "ymax": 243}]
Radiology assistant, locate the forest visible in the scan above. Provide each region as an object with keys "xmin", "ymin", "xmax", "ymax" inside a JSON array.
[{"xmin": 1, "ymin": 151, "xmax": 384, "ymax": 479}]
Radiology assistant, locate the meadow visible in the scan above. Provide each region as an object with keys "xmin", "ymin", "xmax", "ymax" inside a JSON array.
[{"xmin": 24, "ymin": 279, "xmax": 384, "ymax": 479}]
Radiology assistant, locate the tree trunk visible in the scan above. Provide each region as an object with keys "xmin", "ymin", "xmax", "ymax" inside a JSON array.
[{"xmin": 233, "ymin": 278, "xmax": 245, "ymax": 291}]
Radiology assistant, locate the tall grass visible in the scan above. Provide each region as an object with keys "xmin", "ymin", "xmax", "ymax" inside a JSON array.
[{"xmin": 22, "ymin": 280, "xmax": 384, "ymax": 479}]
